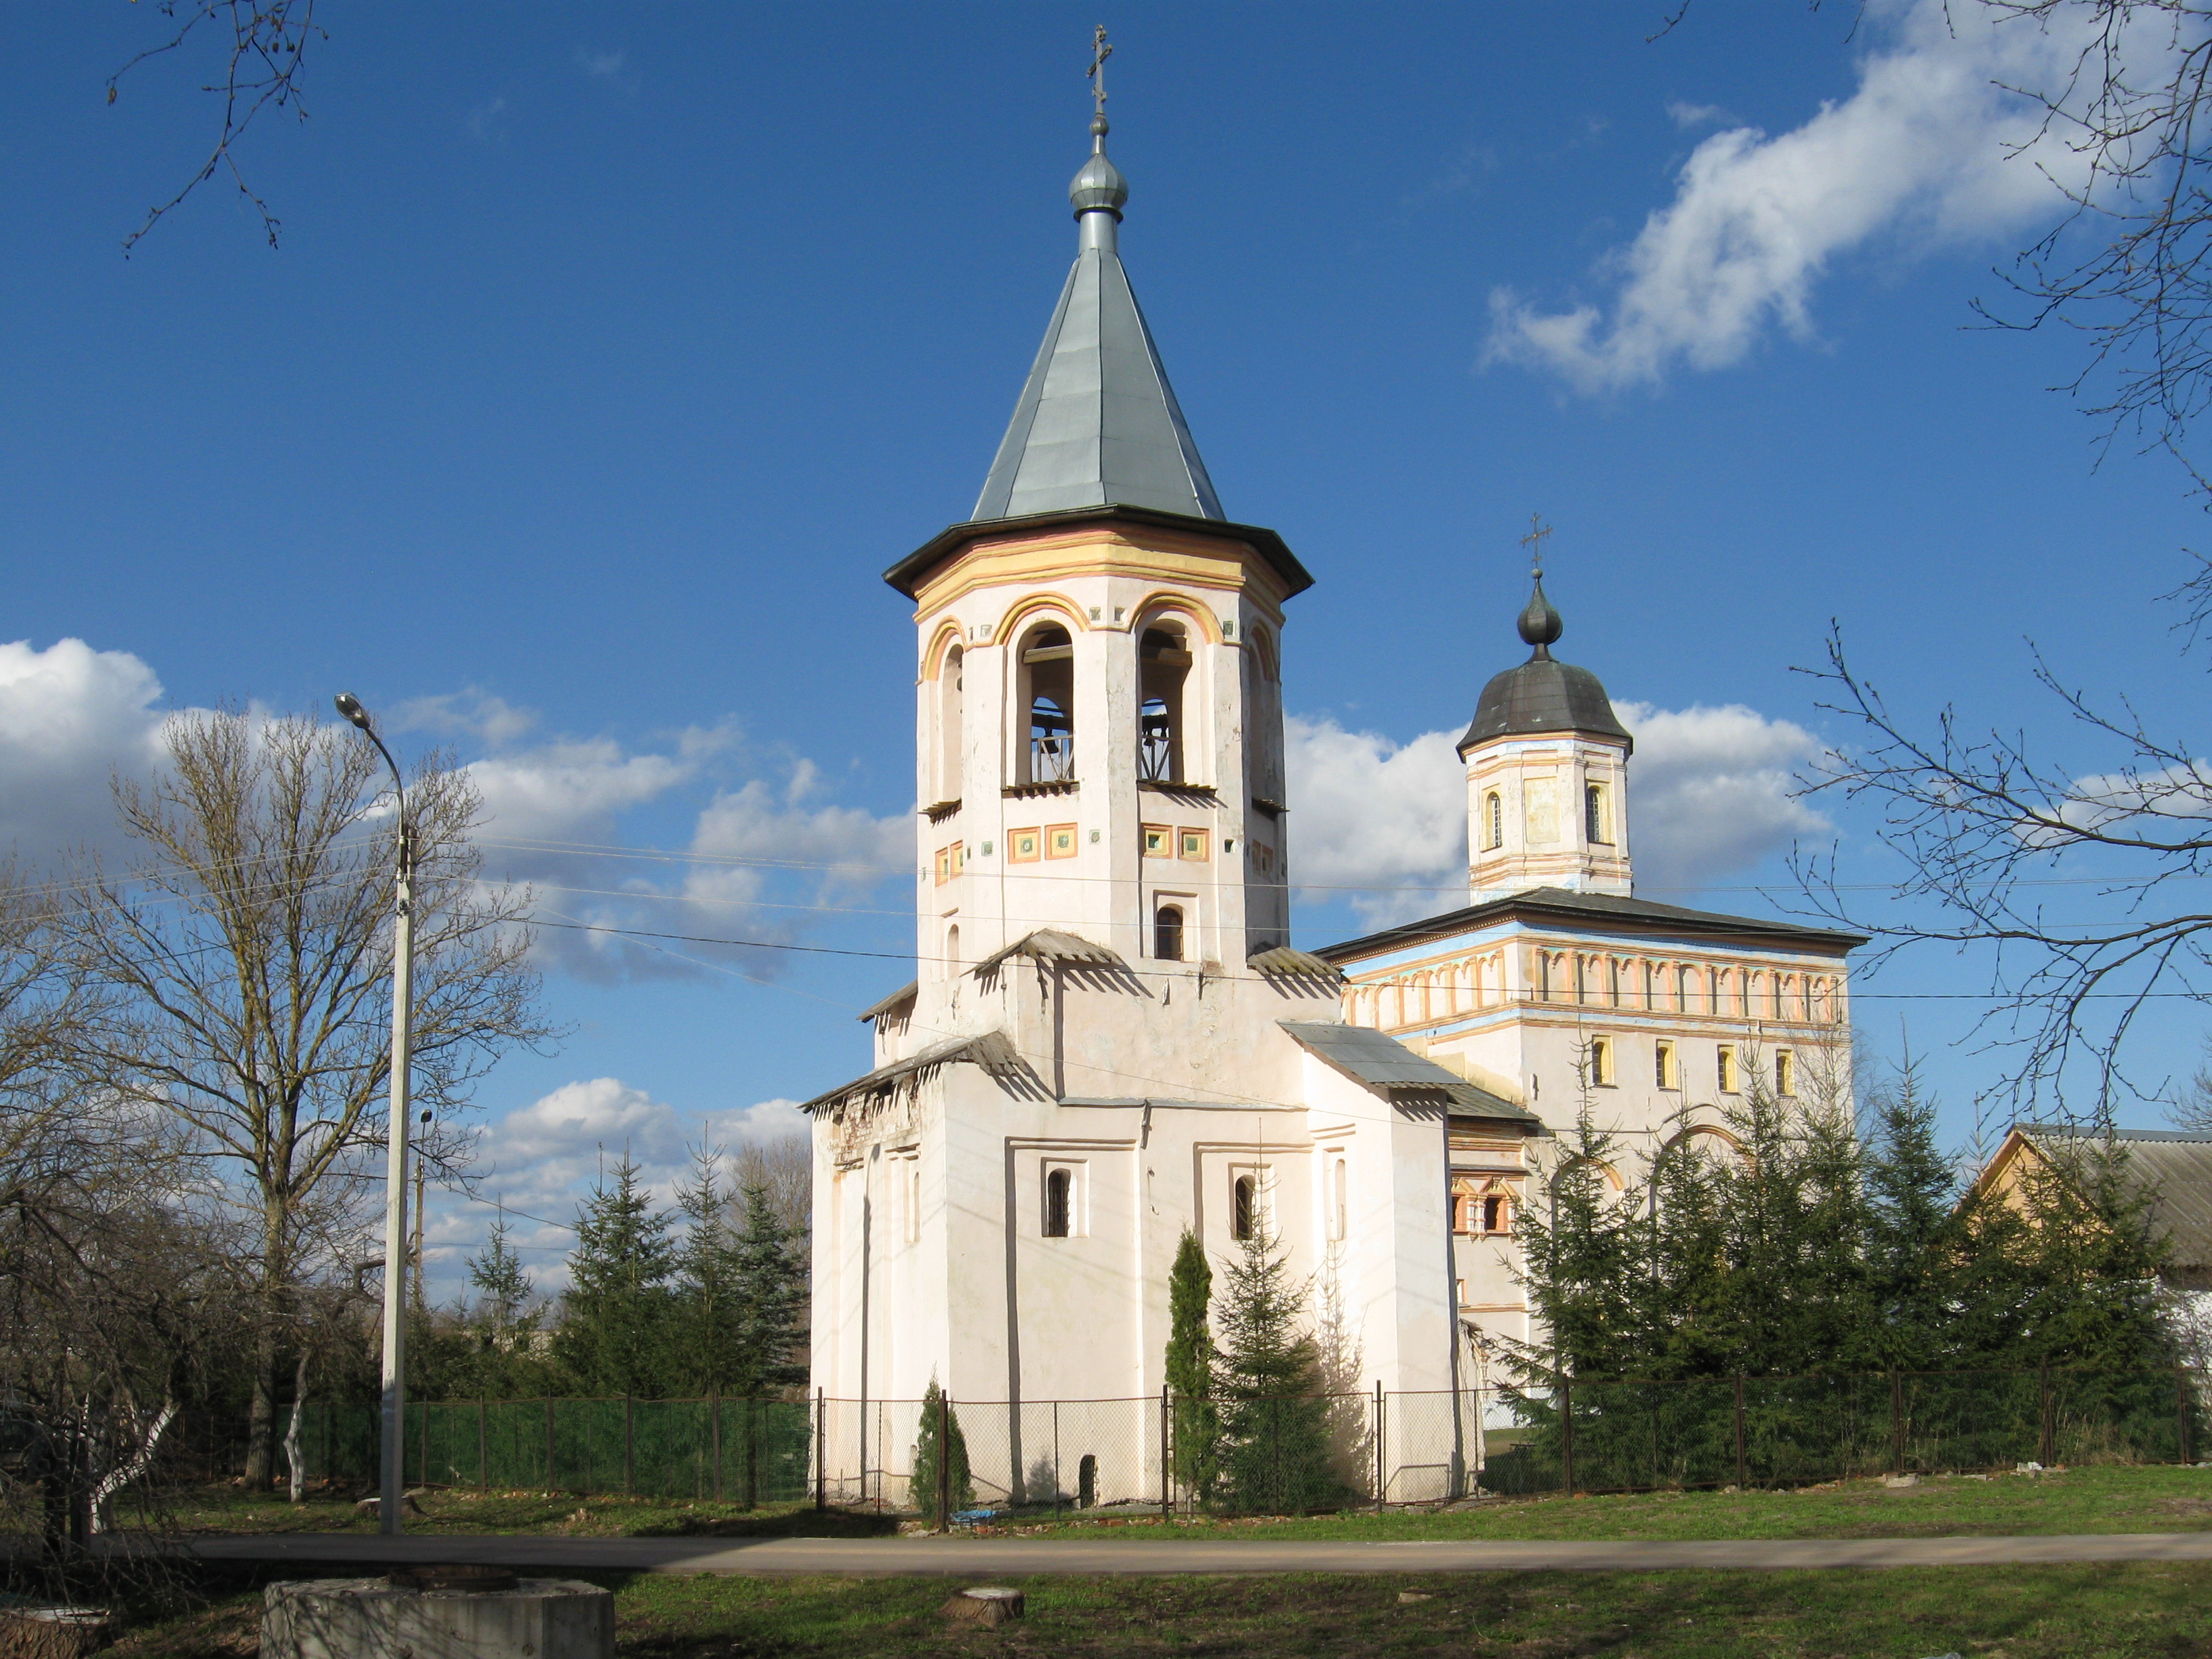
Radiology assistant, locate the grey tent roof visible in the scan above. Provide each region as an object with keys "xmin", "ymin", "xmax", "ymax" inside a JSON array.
[
  {"xmin": 970, "ymin": 244, "xmax": 1224, "ymax": 524},
  {"xmin": 2017, "ymin": 1125, "xmax": 2212, "ymax": 1273},
  {"xmin": 1279, "ymin": 1020, "xmax": 1544, "ymax": 1127}
]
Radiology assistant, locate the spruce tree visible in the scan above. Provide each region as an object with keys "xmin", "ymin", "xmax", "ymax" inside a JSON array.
[
  {"xmin": 470, "ymin": 1212, "xmax": 535, "ymax": 1340},
  {"xmin": 672, "ymin": 1147, "xmax": 745, "ymax": 1394},
  {"xmin": 1863, "ymin": 1054, "xmax": 1959, "ymax": 1370},
  {"xmin": 1510, "ymin": 1106, "xmax": 1647, "ymax": 1380},
  {"xmin": 1165, "ymin": 1227, "xmax": 1221, "ymax": 1500},
  {"xmin": 909, "ymin": 1374, "xmax": 974, "ymax": 1522},
  {"xmin": 554, "ymin": 1155, "xmax": 678, "ymax": 1396},
  {"xmin": 1212, "ymin": 1216, "xmax": 1336, "ymax": 1513},
  {"xmin": 731, "ymin": 1180, "xmax": 809, "ymax": 1397}
]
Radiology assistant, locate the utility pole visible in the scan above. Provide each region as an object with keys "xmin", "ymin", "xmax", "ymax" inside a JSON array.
[{"xmin": 335, "ymin": 692, "xmax": 415, "ymax": 1538}]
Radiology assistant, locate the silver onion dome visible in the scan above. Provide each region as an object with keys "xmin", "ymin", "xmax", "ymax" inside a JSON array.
[{"xmin": 1069, "ymin": 116, "xmax": 1128, "ymax": 218}]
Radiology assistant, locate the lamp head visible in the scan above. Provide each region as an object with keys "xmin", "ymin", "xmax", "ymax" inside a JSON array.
[{"xmin": 333, "ymin": 692, "xmax": 373, "ymax": 733}]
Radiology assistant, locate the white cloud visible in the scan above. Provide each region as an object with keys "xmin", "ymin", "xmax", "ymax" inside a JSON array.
[
  {"xmin": 1284, "ymin": 716, "xmax": 1467, "ymax": 924},
  {"xmin": 1486, "ymin": 0, "xmax": 2099, "ymax": 391},
  {"xmin": 0, "ymin": 638, "xmax": 182, "ymax": 861},
  {"xmin": 390, "ymin": 687, "xmax": 538, "ymax": 748},
  {"xmin": 1612, "ymin": 702, "xmax": 1828, "ymax": 894},
  {"xmin": 573, "ymin": 47, "xmax": 640, "ymax": 95},
  {"xmin": 1286, "ymin": 701, "xmax": 1826, "ymax": 925},
  {"xmin": 1666, "ymin": 100, "xmax": 1733, "ymax": 131}
]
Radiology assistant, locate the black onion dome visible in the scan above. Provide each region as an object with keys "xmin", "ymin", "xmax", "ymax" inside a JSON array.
[{"xmin": 1458, "ymin": 577, "xmax": 1633, "ymax": 756}]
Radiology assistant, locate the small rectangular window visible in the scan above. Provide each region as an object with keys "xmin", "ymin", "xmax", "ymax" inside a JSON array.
[
  {"xmin": 1587, "ymin": 1036, "xmax": 1614, "ymax": 1087},
  {"xmin": 1776, "ymin": 1050, "xmax": 1795, "ymax": 1097},
  {"xmin": 1042, "ymin": 1162, "xmax": 1084, "ymax": 1237},
  {"xmin": 1179, "ymin": 828, "xmax": 1210, "ymax": 861},
  {"xmin": 1142, "ymin": 823, "xmax": 1171, "ymax": 858},
  {"xmin": 1717, "ymin": 1044, "xmax": 1738, "ymax": 1094},
  {"xmin": 1045, "ymin": 823, "xmax": 1078, "ymax": 859},
  {"xmin": 1008, "ymin": 827, "xmax": 1042, "ymax": 863},
  {"xmin": 1655, "ymin": 1040, "xmax": 1676, "ymax": 1090}
]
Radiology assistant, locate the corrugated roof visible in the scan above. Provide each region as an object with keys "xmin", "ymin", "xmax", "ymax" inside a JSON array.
[
  {"xmin": 855, "ymin": 981, "xmax": 918, "ymax": 1023},
  {"xmin": 2022, "ymin": 1125, "xmax": 2212, "ymax": 1272},
  {"xmin": 971, "ymin": 928, "xmax": 1128, "ymax": 977},
  {"xmin": 1247, "ymin": 944, "xmax": 1343, "ymax": 981},
  {"xmin": 802, "ymin": 1031, "xmax": 1023, "ymax": 1116},
  {"xmin": 1316, "ymin": 886, "xmax": 1864, "ymax": 964},
  {"xmin": 1279, "ymin": 1020, "xmax": 1544, "ymax": 1126}
]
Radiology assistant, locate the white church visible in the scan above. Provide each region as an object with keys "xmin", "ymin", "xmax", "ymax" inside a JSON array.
[{"xmin": 804, "ymin": 96, "xmax": 1860, "ymax": 1502}]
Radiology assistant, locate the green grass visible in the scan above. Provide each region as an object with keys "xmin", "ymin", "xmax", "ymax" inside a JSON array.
[
  {"xmin": 168, "ymin": 1462, "xmax": 2212, "ymax": 1544},
  {"xmin": 99, "ymin": 1563, "xmax": 2212, "ymax": 1658}
]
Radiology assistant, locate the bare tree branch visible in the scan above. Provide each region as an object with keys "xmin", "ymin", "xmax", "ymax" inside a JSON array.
[{"xmin": 107, "ymin": 1, "xmax": 323, "ymax": 254}]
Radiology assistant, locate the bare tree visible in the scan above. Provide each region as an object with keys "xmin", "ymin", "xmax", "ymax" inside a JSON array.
[
  {"xmin": 58, "ymin": 710, "xmax": 553, "ymax": 1485},
  {"xmin": 1976, "ymin": 2, "xmax": 2212, "ymax": 483},
  {"xmin": 1795, "ymin": 628, "xmax": 2212, "ymax": 1124},
  {"xmin": 106, "ymin": 1, "xmax": 323, "ymax": 253}
]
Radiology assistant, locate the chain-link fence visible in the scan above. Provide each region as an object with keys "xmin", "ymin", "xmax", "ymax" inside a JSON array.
[
  {"xmin": 280, "ymin": 1366, "xmax": 2204, "ymax": 1515},
  {"xmin": 295, "ymin": 1397, "xmax": 813, "ymax": 1504}
]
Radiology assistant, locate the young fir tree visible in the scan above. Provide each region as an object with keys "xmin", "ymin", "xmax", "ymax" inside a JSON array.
[
  {"xmin": 909, "ymin": 1374, "xmax": 974, "ymax": 1522},
  {"xmin": 1862, "ymin": 1053, "xmax": 1960, "ymax": 1370},
  {"xmin": 1165, "ymin": 1227, "xmax": 1221, "ymax": 1500},
  {"xmin": 1509, "ymin": 1106, "xmax": 1646, "ymax": 1380},
  {"xmin": 471, "ymin": 1211, "xmax": 535, "ymax": 1340},
  {"xmin": 1212, "ymin": 1214, "xmax": 1336, "ymax": 1513},
  {"xmin": 730, "ymin": 1180, "xmax": 809, "ymax": 1397},
  {"xmin": 554, "ymin": 1155, "xmax": 678, "ymax": 1397},
  {"xmin": 672, "ymin": 1146, "xmax": 745, "ymax": 1394}
]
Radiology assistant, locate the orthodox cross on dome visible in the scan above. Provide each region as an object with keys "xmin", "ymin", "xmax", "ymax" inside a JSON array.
[
  {"xmin": 1520, "ymin": 514, "xmax": 1553, "ymax": 580},
  {"xmin": 1088, "ymin": 25, "xmax": 1113, "ymax": 120}
]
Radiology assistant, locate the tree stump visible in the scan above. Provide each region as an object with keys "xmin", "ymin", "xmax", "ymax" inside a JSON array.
[{"xmin": 941, "ymin": 1589, "xmax": 1024, "ymax": 1626}]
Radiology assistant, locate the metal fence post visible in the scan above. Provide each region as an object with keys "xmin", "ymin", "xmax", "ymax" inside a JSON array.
[
  {"xmin": 1890, "ymin": 1372, "xmax": 1904, "ymax": 1473},
  {"xmin": 2039, "ymin": 1365, "xmax": 2054, "ymax": 1467},
  {"xmin": 745, "ymin": 1399, "xmax": 760, "ymax": 1509},
  {"xmin": 1734, "ymin": 1374, "xmax": 1748, "ymax": 1490},
  {"xmin": 623, "ymin": 1395, "xmax": 635, "ymax": 1496},
  {"xmin": 2179, "ymin": 1368, "xmax": 2194, "ymax": 1466},
  {"xmin": 710, "ymin": 1392, "xmax": 723, "ymax": 1504},
  {"xmin": 1559, "ymin": 1376, "xmax": 1575, "ymax": 1497},
  {"xmin": 417, "ymin": 1400, "xmax": 428, "ymax": 1488},
  {"xmin": 935, "ymin": 1392, "xmax": 953, "ymax": 1526},
  {"xmin": 478, "ymin": 1399, "xmax": 488, "ymax": 1490},
  {"xmin": 1373, "ymin": 1379, "xmax": 1385, "ymax": 1514},
  {"xmin": 544, "ymin": 1397, "xmax": 555, "ymax": 1494},
  {"xmin": 814, "ymin": 1389, "xmax": 826, "ymax": 1511},
  {"xmin": 1160, "ymin": 1385, "xmax": 1172, "ymax": 1521}
]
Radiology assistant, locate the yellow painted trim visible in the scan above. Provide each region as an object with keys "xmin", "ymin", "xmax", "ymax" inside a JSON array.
[
  {"xmin": 909, "ymin": 525, "xmax": 1292, "ymax": 623},
  {"xmin": 1130, "ymin": 592, "xmax": 1225, "ymax": 647},
  {"xmin": 994, "ymin": 592, "xmax": 1090, "ymax": 648},
  {"xmin": 920, "ymin": 621, "xmax": 964, "ymax": 681}
]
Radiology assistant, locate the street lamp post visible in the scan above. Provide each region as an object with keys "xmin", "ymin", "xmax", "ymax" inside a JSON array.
[{"xmin": 335, "ymin": 692, "xmax": 414, "ymax": 1538}]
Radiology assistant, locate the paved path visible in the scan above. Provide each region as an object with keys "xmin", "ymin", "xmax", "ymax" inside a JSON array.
[{"xmin": 182, "ymin": 1530, "xmax": 2212, "ymax": 1577}]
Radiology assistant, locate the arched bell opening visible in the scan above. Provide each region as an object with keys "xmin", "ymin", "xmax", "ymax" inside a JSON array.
[
  {"xmin": 1136, "ymin": 620, "xmax": 1191, "ymax": 783},
  {"xmin": 1018, "ymin": 623, "xmax": 1076, "ymax": 784}
]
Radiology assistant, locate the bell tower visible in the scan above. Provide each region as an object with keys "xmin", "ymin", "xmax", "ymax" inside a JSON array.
[
  {"xmin": 1457, "ymin": 557, "xmax": 1633, "ymax": 901},
  {"xmin": 884, "ymin": 81, "xmax": 1312, "ymax": 1030}
]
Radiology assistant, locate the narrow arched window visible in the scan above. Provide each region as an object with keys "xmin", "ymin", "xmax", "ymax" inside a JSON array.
[
  {"xmin": 1231, "ymin": 1174, "xmax": 1256, "ymax": 1241},
  {"xmin": 1485, "ymin": 791, "xmax": 1503, "ymax": 850},
  {"xmin": 1585, "ymin": 782, "xmax": 1610, "ymax": 845},
  {"xmin": 1019, "ymin": 623, "xmax": 1076, "ymax": 783},
  {"xmin": 1044, "ymin": 1168, "xmax": 1071, "ymax": 1238},
  {"xmin": 937, "ymin": 644, "xmax": 964, "ymax": 801},
  {"xmin": 1153, "ymin": 903, "xmax": 1184, "ymax": 962},
  {"xmin": 1137, "ymin": 623, "xmax": 1191, "ymax": 783},
  {"xmin": 1077, "ymin": 1454, "xmax": 1097, "ymax": 1508},
  {"xmin": 1331, "ymin": 1158, "xmax": 1347, "ymax": 1241}
]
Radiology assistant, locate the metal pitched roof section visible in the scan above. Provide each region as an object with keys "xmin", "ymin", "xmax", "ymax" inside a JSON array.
[
  {"xmin": 970, "ymin": 237, "xmax": 1224, "ymax": 524},
  {"xmin": 1279, "ymin": 1019, "xmax": 1545, "ymax": 1126},
  {"xmin": 2015, "ymin": 1124, "xmax": 2212, "ymax": 1274}
]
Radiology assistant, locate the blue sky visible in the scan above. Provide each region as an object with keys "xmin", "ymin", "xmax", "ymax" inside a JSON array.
[{"xmin": 3, "ymin": 2, "xmax": 2202, "ymax": 1292}]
